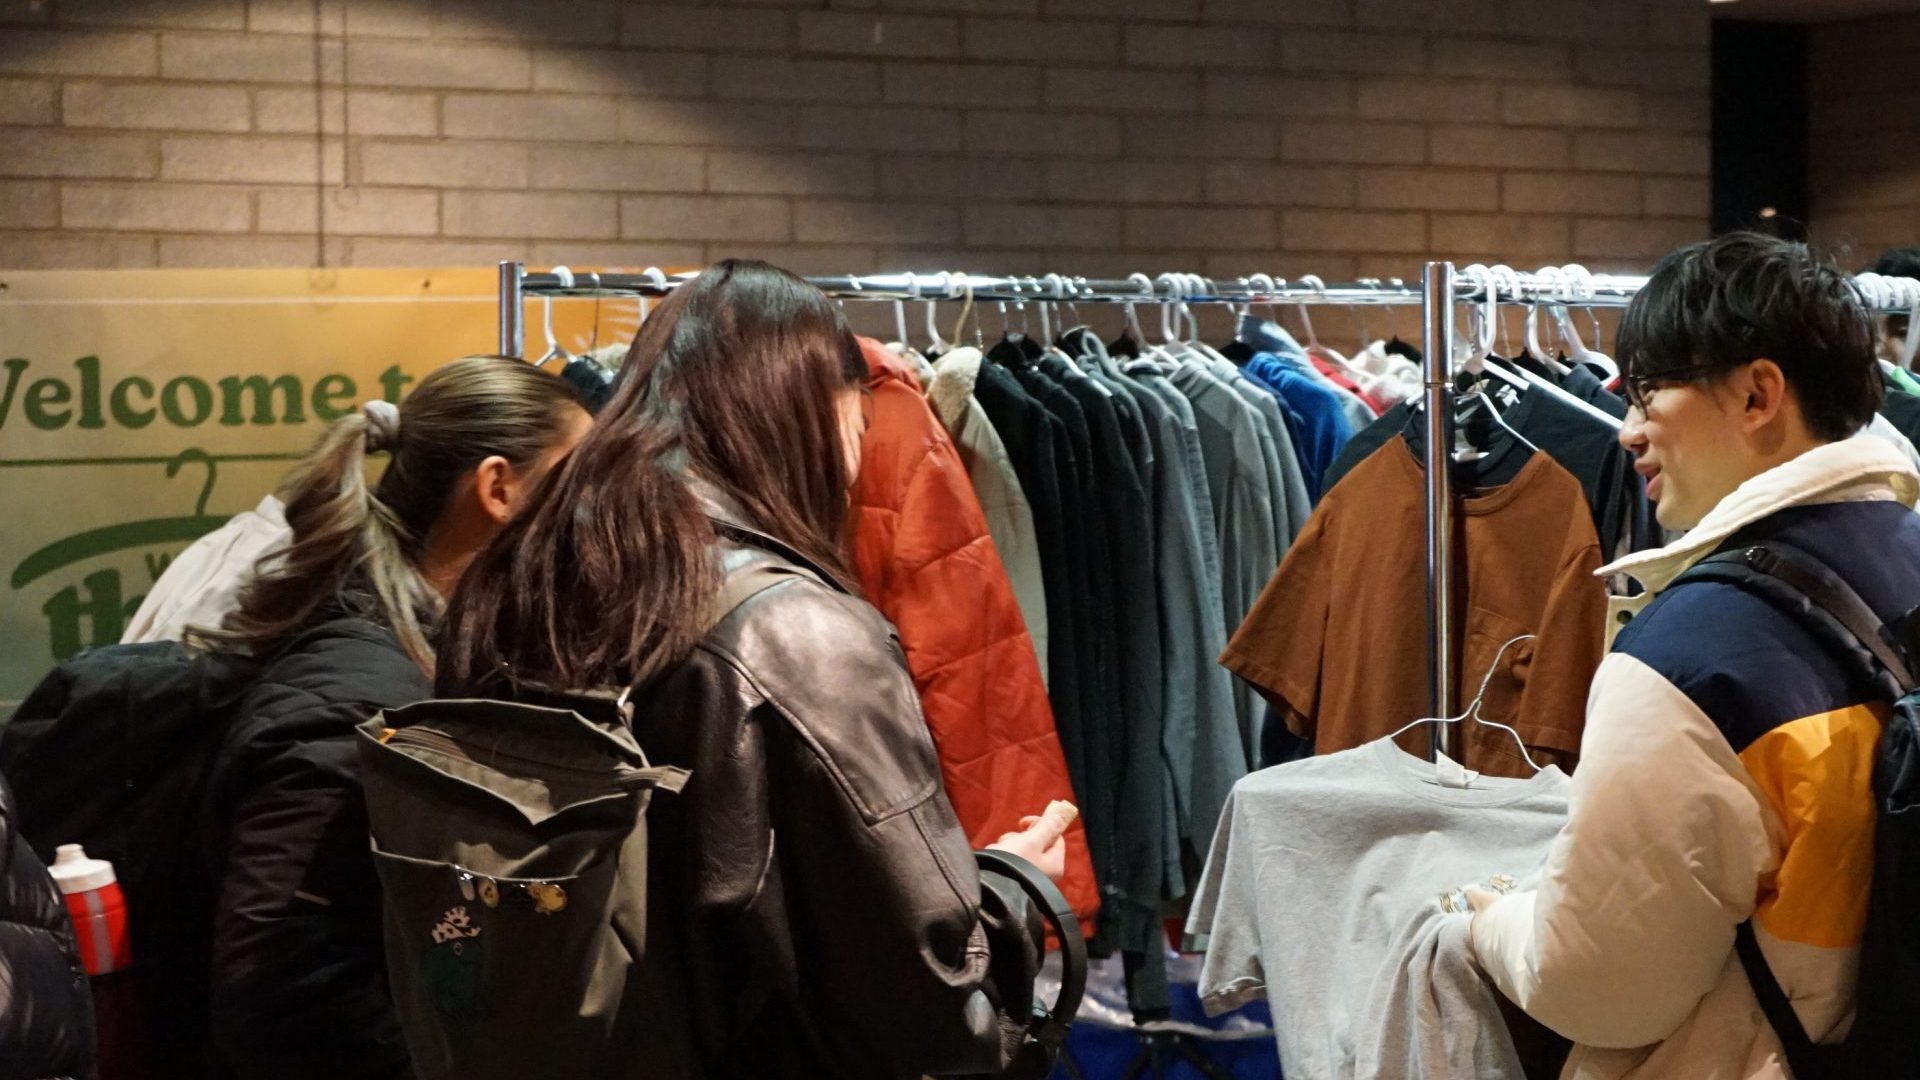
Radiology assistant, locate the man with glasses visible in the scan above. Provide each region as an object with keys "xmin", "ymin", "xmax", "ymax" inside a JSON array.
[{"xmin": 1467, "ymin": 232, "xmax": 1920, "ymax": 1078}]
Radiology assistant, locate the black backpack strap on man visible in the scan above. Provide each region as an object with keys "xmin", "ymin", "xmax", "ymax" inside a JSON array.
[{"xmin": 1676, "ymin": 540, "xmax": 1920, "ymax": 1080}]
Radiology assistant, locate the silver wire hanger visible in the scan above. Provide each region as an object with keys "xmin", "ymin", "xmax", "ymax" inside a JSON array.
[{"xmin": 1386, "ymin": 633, "xmax": 1546, "ymax": 774}]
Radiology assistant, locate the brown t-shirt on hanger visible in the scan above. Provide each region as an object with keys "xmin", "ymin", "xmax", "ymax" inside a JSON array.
[{"xmin": 1219, "ymin": 437, "xmax": 1606, "ymax": 777}]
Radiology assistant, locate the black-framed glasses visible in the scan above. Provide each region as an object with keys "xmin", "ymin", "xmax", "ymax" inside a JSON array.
[{"xmin": 1623, "ymin": 364, "xmax": 1726, "ymax": 411}]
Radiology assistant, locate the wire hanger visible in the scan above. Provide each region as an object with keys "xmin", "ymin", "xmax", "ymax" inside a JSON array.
[
  {"xmin": 919, "ymin": 274, "xmax": 949, "ymax": 355},
  {"xmin": 950, "ymin": 275, "xmax": 982, "ymax": 349},
  {"xmin": 1385, "ymin": 633, "xmax": 1546, "ymax": 774}
]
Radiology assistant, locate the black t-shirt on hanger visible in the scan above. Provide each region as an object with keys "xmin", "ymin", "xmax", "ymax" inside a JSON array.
[{"xmin": 1324, "ymin": 387, "xmax": 1645, "ymax": 562}]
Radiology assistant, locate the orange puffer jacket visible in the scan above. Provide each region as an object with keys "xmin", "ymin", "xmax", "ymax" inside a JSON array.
[{"xmin": 849, "ymin": 338, "xmax": 1099, "ymax": 930}]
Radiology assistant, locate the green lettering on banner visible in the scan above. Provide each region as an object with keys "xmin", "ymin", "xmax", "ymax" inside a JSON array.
[
  {"xmin": 24, "ymin": 378, "xmax": 72, "ymax": 429},
  {"xmin": 161, "ymin": 376, "xmax": 213, "ymax": 427},
  {"xmin": 219, "ymin": 374, "xmax": 305, "ymax": 426},
  {"xmin": 41, "ymin": 568, "xmax": 123, "ymax": 660},
  {"xmin": 75, "ymin": 355, "xmax": 105, "ymax": 430},
  {"xmin": 109, "ymin": 376, "xmax": 156, "ymax": 428},
  {"xmin": 0, "ymin": 358, "xmax": 25, "ymax": 428},
  {"xmin": 380, "ymin": 364, "xmax": 414, "ymax": 403},
  {"xmin": 312, "ymin": 373, "xmax": 356, "ymax": 420}
]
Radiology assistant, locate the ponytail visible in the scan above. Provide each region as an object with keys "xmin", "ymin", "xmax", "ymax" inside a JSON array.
[{"xmin": 192, "ymin": 357, "xmax": 582, "ymax": 674}]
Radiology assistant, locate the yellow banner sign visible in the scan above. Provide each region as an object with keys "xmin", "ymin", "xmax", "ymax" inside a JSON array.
[{"xmin": 0, "ymin": 267, "xmax": 626, "ymax": 706}]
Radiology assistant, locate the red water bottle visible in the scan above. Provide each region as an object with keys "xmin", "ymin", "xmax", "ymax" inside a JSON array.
[{"xmin": 49, "ymin": 844, "xmax": 131, "ymax": 976}]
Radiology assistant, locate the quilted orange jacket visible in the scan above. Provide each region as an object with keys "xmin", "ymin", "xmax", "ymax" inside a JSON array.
[{"xmin": 849, "ymin": 338, "xmax": 1099, "ymax": 930}]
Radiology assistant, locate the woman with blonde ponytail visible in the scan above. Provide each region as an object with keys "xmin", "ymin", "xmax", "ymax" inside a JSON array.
[{"xmin": 191, "ymin": 356, "xmax": 589, "ymax": 1080}]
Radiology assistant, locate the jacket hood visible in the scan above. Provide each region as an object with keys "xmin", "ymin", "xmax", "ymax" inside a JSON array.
[
  {"xmin": 926, "ymin": 347, "xmax": 984, "ymax": 432},
  {"xmin": 859, "ymin": 336, "xmax": 922, "ymax": 393},
  {"xmin": 1601, "ymin": 434, "xmax": 1920, "ymax": 594}
]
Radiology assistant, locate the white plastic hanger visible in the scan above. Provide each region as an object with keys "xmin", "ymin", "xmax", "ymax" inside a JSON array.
[
  {"xmin": 1386, "ymin": 633, "xmax": 1546, "ymax": 774},
  {"xmin": 1555, "ymin": 264, "xmax": 1618, "ymax": 378},
  {"xmin": 1458, "ymin": 265, "xmax": 1622, "ymax": 431},
  {"xmin": 536, "ymin": 266, "xmax": 575, "ymax": 368},
  {"xmin": 1524, "ymin": 267, "xmax": 1575, "ymax": 377}
]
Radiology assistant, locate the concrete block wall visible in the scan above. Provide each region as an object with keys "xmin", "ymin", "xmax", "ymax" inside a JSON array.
[
  {"xmin": 0, "ymin": 0, "xmax": 1710, "ymax": 285},
  {"xmin": 1810, "ymin": 14, "xmax": 1920, "ymax": 267}
]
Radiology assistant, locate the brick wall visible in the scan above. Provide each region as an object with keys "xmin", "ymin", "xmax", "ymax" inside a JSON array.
[
  {"xmin": 1810, "ymin": 14, "xmax": 1920, "ymax": 267},
  {"xmin": 0, "ymin": 0, "xmax": 1709, "ymax": 285}
]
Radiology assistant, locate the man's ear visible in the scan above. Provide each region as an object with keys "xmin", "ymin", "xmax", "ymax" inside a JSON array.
[{"xmin": 1738, "ymin": 358, "xmax": 1790, "ymax": 433}]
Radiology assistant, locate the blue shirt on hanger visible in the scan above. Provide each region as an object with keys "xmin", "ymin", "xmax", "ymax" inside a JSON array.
[{"xmin": 1245, "ymin": 351, "xmax": 1354, "ymax": 503}]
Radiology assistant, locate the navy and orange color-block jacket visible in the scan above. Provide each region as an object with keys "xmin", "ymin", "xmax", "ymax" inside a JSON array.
[{"xmin": 1473, "ymin": 436, "xmax": 1920, "ymax": 1079}]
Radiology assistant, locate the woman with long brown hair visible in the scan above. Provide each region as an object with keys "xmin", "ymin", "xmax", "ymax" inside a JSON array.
[
  {"xmin": 193, "ymin": 356, "xmax": 590, "ymax": 1079},
  {"xmin": 438, "ymin": 260, "xmax": 1070, "ymax": 1079}
]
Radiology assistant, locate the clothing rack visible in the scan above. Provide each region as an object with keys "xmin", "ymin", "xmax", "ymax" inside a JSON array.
[
  {"xmin": 495, "ymin": 259, "xmax": 1920, "ymax": 765},
  {"xmin": 1418, "ymin": 262, "xmax": 1920, "ymax": 764},
  {"xmin": 1418, "ymin": 263, "xmax": 1648, "ymax": 760},
  {"xmin": 495, "ymin": 261, "xmax": 1425, "ymax": 358}
]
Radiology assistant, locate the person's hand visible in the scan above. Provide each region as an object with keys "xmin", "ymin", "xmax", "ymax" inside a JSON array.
[{"xmin": 987, "ymin": 801, "xmax": 1077, "ymax": 882}]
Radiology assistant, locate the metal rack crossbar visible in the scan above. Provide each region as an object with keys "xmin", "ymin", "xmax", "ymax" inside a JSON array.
[{"xmin": 499, "ymin": 258, "xmax": 1920, "ymax": 765}]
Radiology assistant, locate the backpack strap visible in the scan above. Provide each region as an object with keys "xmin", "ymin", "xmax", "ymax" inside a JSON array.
[
  {"xmin": 1680, "ymin": 543, "xmax": 1917, "ymax": 696},
  {"xmin": 1674, "ymin": 541, "xmax": 1909, "ymax": 1080},
  {"xmin": 1734, "ymin": 920, "xmax": 1825, "ymax": 1077}
]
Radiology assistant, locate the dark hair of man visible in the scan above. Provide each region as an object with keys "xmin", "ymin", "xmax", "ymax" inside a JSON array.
[
  {"xmin": 1870, "ymin": 247, "xmax": 1920, "ymax": 281},
  {"xmin": 1618, "ymin": 231, "xmax": 1881, "ymax": 443},
  {"xmin": 436, "ymin": 259, "xmax": 867, "ymax": 695}
]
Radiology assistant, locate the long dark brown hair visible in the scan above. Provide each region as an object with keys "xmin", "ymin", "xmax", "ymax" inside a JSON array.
[
  {"xmin": 437, "ymin": 260, "xmax": 867, "ymax": 694},
  {"xmin": 191, "ymin": 356, "xmax": 583, "ymax": 672}
]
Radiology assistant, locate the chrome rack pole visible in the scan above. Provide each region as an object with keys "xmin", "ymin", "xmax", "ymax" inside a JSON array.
[
  {"xmin": 1422, "ymin": 261, "xmax": 1457, "ymax": 761},
  {"xmin": 499, "ymin": 260, "xmax": 524, "ymax": 359}
]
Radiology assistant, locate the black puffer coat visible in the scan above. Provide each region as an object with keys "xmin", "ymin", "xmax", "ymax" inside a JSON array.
[
  {"xmin": 201, "ymin": 615, "xmax": 427, "ymax": 1079},
  {"xmin": 0, "ymin": 771, "xmax": 95, "ymax": 1080}
]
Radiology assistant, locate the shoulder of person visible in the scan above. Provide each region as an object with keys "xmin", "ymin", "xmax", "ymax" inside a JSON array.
[{"xmin": 232, "ymin": 615, "xmax": 428, "ymax": 739}]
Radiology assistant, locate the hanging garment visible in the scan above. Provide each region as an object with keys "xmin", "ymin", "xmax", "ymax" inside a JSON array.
[
  {"xmin": 122, "ymin": 495, "xmax": 290, "ymax": 644},
  {"xmin": 1560, "ymin": 363, "xmax": 1627, "ymax": 417},
  {"xmin": 1243, "ymin": 352, "xmax": 1354, "ymax": 503},
  {"xmin": 1168, "ymin": 361, "xmax": 1281, "ymax": 766},
  {"xmin": 1310, "ymin": 355, "xmax": 1389, "ymax": 417},
  {"xmin": 1189, "ymin": 738, "xmax": 1570, "ymax": 1080},
  {"xmin": 1326, "ymin": 388, "xmax": 1650, "ymax": 566},
  {"xmin": 1222, "ymin": 438, "xmax": 1606, "ymax": 778},
  {"xmin": 1005, "ymin": 361, "xmax": 1126, "ymax": 939},
  {"xmin": 1233, "ymin": 363, "xmax": 1317, "ymax": 537},
  {"xmin": 848, "ymin": 340, "xmax": 1098, "ymax": 928},
  {"xmin": 1101, "ymin": 363, "xmax": 1244, "ymax": 886},
  {"xmin": 1026, "ymin": 351, "xmax": 1171, "ymax": 1015},
  {"xmin": 1074, "ymin": 361, "xmax": 1201, "ymax": 903},
  {"xmin": 1214, "ymin": 359, "xmax": 1312, "ymax": 545},
  {"xmin": 971, "ymin": 363, "xmax": 1086, "ymax": 789},
  {"xmin": 919, "ymin": 346, "xmax": 1050, "ymax": 682}
]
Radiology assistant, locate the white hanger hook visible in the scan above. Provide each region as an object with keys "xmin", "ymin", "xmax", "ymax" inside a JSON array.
[
  {"xmin": 924, "ymin": 272, "xmax": 949, "ymax": 352},
  {"xmin": 1156, "ymin": 272, "xmax": 1184, "ymax": 344},
  {"xmin": 1126, "ymin": 272, "xmax": 1155, "ymax": 341}
]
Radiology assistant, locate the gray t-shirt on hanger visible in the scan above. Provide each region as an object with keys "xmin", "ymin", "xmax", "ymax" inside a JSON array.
[{"xmin": 1187, "ymin": 738, "xmax": 1570, "ymax": 1080}]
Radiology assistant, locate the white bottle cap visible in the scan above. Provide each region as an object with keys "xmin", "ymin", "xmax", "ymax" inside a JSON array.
[{"xmin": 48, "ymin": 844, "xmax": 116, "ymax": 894}]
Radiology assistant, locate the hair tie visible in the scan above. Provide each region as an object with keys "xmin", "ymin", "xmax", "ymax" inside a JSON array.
[{"xmin": 362, "ymin": 399, "xmax": 401, "ymax": 454}]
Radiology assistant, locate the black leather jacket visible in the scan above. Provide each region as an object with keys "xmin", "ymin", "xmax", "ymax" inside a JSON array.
[
  {"xmin": 0, "ymin": 771, "xmax": 95, "ymax": 1080},
  {"xmin": 551, "ymin": 495, "xmax": 1043, "ymax": 1079}
]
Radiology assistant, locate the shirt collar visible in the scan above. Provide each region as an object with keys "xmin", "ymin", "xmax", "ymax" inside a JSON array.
[{"xmin": 1598, "ymin": 435, "xmax": 1920, "ymax": 594}]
